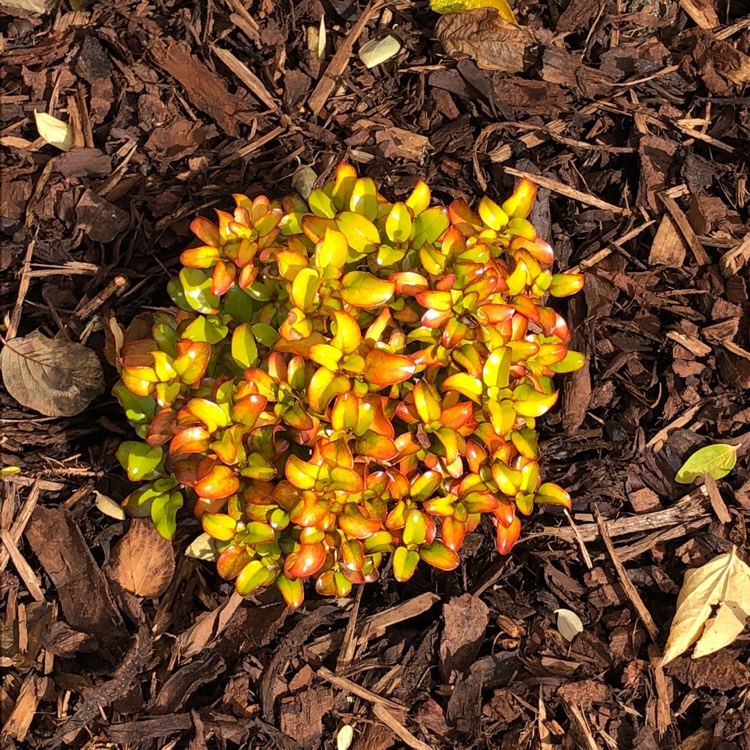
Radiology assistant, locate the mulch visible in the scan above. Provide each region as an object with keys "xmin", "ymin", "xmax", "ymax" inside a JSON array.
[{"xmin": 1, "ymin": 0, "xmax": 750, "ymax": 748}]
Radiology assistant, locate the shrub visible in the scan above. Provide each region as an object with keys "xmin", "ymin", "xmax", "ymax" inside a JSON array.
[{"xmin": 114, "ymin": 163, "xmax": 584, "ymax": 609}]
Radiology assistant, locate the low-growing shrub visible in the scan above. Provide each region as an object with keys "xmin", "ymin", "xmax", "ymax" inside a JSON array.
[{"xmin": 114, "ymin": 163, "xmax": 584, "ymax": 608}]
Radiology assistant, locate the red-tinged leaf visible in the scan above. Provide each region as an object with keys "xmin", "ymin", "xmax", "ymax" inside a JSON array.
[
  {"xmin": 289, "ymin": 492, "xmax": 329, "ymax": 527},
  {"xmin": 507, "ymin": 340, "xmax": 539, "ymax": 362},
  {"xmin": 355, "ymin": 431, "xmax": 399, "ymax": 461},
  {"xmin": 419, "ymin": 541, "xmax": 460, "ymax": 571},
  {"xmin": 202, "ymin": 512, "xmax": 237, "ymax": 542},
  {"xmin": 145, "ymin": 407, "xmax": 175, "ymax": 447},
  {"xmin": 440, "ymin": 401, "xmax": 475, "ymax": 431},
  {"xmin": 389, "ymin": 271, "xmax": 429, "ymax": 295},
  {"xmin": 536, "ymin": 482, "xmax": 572, "ymax": 510},
  {"xmin": 170, "ymin": 425, "xmax": 211, "ymax": 456},
  {"xmin": 415, "ymin": 290, "xmax": 452, "ymax": 312},
  {"xmin": 393, "ymin": 546, "xmax": 420, "ymax": 582},
  {"xmin": 549, "ymin": 273, "xmax": 584, "ymax": 298},
  {"xmin": 211, "ymin": 260, "xmax": 236, "ymax": 296},
  {"xmin": 364, "ymin": 350, "xmax": 415, "ymax": 387},
  {"xmin": 442, "ymin": 372, "xmax": 483, "ymax": 403},
  {"xmin": 421, "ymin": 308, "xmax": 452, "ymax": 329},
  {"xmin": 340, "ymin": 271, "xmax": 394, "ymax": 308},
  {"xmin": 448, "ymin": 198, "xmax": 483, "ymax": 236},
  {"xmin": 216, "ymin": 544, "xmax": 251, "ymax": 579},
  {"xmin": 232, "ymin": 393, "xmax": 268, "ymax": 427},
  {"xmin": 121, "ymin": 369, "xmax": 157, "ymax": 397},
  {"xmin": 195, "ymin": 465, "xmax": 240, "ymax": 500},
  {"xmin": 340, "ymin": 539, "xmax": 366, "ymax": 571},
  {"xmin": 191, "ymin": 216, "xmax": 221, "ymax": 246},
  {"xmin": 285, "ymin": 542, "xmax": 327, "ymax": 578},
  {"xmin": 339, "ymin": 506, "xmax": 382, "ymax": 539},
  {"xmin": 494, "ymin": 498, "xmax": 516, "ymax": 528},
  {"xmin": 173, "ymin": 340, "xmax": 211, "ymax": 385},
  {"xmin": 462, "ymin": 490, "xmax": 499, "ymax": 514},
  {"xmin": 442, "ymin": 516, "xmax": 466, "ymax": 552},
  {"xmin": 501, "ymin": 178, "xmax": 537, "ymax": 219},
  {"xmin": 307, "ymin": 367, "xmax": 350, "ymax": 413},
  {"xmin": 539, "ymin": 308, "xmax": 570, "ymax": 342},
  {"xmin": 172, "ymin": 458, "xmax": 200, "ymax": 487},
  {"xmin": 495, "ymin": 515, "xmax": 521, "ymax": 554},
  {"xmin": 536, "ymin": 343, "xmax": 568, "ymax": 366},
  {"xmin": 181, "ymin": 245, "xmax": 220, "ymax": 269},
  {"xmin": 478, "ymin": 303, "xmax": 515, "ymax": 324}
]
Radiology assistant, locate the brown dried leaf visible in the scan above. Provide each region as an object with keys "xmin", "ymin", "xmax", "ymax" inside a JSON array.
[
  {"xmin": 111, "ymin": 520, "xmax": 175, "ymax": 599},
  {"xmin": 436, "ymin": 8, "xmax": 534, "ymax": 73},
  {"xmin": 1, "ymin": 331, "xmax": 105, "ymax": 417}
]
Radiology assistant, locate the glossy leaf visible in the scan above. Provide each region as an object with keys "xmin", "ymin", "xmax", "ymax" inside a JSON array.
[{"xmin": 340, "ymin": 271, "xmax": 394, "ymax": 308}]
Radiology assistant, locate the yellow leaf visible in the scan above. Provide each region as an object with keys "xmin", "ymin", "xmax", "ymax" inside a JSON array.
[
  {"xmin": 430, "ymin": 0, "xmax": 517, "ymax": 25},
  {"xmin": 34, "ymin": 111, "xmax": 73, "ymax": 151},
  {"xmin": 661, "ymin": 547, "xmax": 750, "ymax": 666}
]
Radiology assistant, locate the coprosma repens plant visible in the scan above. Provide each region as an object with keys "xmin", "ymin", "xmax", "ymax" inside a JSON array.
[{"xmin": 113, "ymin": 163, "xmax": 584, "ymax": 609}]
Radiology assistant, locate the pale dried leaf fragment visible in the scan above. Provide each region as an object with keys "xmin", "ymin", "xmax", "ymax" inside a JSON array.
[
  {"xmin": 1, "ymin": 331, "xmax": 105, "ymax": 417},
  {"xmin": 554, "ymin": 608, "xmax": 584, "ymax": 642},
  {"xmin": 359, "ymin": 35, "xmax": 402, "ymax": 69},
  {"xmin": 436, "ymin": 8, "xmax": 534, "ymax": 73},
  {"xmin": 34, "ymin": 111, "xmax": 73, "ymax": 151},
  {"xmin": 111, "ymin": 519, "xmax": 176, "ymax": 599},
  {"xmin": 661, "ymin": 547, "xmax": 750, "ymax": 665}
]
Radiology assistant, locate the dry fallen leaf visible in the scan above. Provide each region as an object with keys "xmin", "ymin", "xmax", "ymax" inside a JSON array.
[
  {"xmin": 436, "ymin": 8, "xmax": 534, "ymax": 72},
  {"xmin": 0, "ymin": 331, "xmax": 105, "ymax": 417},
  {"xmin": 359, "ymin": 35, "xmax": 402, "ymax": 69},
  {"xmin": 661, "ymin": 547, "xmax": 750, "ymax": 666},
  {"xmin": 34, "ymin": 111, "xmax": 73, "ymax": 151},
  {"xmin": 554, "ymin": 608, "xmax": 584, "ymax": 642},
  {"xmin": 111, "ymin": 519, "xmax": 176, "ymax": 599}
]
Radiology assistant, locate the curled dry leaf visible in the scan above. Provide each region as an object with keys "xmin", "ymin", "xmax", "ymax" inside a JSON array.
[
  {"xmin": 111, "ymin": 518, "xmax": 176, "ymax": 599},
  {"xmin": 34, "ymin": 111, "xmax": 73, "ymax": 150},
  {"xmin": 554, "ymin": 608, "xmax": 584, "ymax": 642},
  {"xmin": 0, "ymin": 331, "xmax": 105, "ymax": 417},
  {"xmin": 436, "ymin": 8, "xmax": 535, "ymax": 72},
  {"xmin": 661, "ymin": 546, "xmax": 750, "ymax": 666}
]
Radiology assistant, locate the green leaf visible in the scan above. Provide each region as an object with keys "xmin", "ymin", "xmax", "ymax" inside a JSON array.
[
  {"xmin": 151, "ymin": 490, "xmax": 183, "ymax": 539},
  {"xmin": 232, "ymin": 323, "xmax": 258, "ymax": 369},
  {"xmin": 116, "ymin": 442, "xmax": 163, "ymax": 481},
  {"xmin": 675, "ymin": 444, "xmax": 739, "ymax": 484}
]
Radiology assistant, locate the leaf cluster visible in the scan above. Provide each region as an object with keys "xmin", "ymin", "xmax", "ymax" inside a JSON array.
[{"xmin": 113, "ymin": 163, "xmax": 584, "ymax": 608}]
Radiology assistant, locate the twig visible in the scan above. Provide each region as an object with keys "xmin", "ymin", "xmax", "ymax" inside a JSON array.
[
  {"xmin": 372, "ymin": 704, "xmax": 435, "ymax": 750},
  {"xmin": 317, "ymin": 666, "xmax": 405, "ymax": 712},
  {"xmin": 336, "ymin": 584, "xmax": 363, "ymax": 671},
  {"xmin": 7, "ymin": 240, "xmax": 35, "ymax": 340},
  {"xmin": 563, "ymin": 508, "xmax": 593, "ymax": 570},
  {"xmin": 504, "ymin": 167, "xmax": 630, "ymax": 216},
  {"xmin": 0, "ymin": 528, "xmax": 45, "ymax": 602},
  {"xmin": 308, "ymin": 0, "xmax": 382, "ymax": 116},
  {"xmin": 658, "ymin": 192, "xmax": 710, "ymax": 265},
  {"xmin": 594, "ymin": 505, "xmax": 659, "ymax": 642}
]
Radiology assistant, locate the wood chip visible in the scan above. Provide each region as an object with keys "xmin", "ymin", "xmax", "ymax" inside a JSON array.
[
  {"xmin": 658, "ymin": 192, "xmax": 711, "ymax": 265},
  {"xmin": 648, "ymin": 214, "xmax": 686, "ymax": 266}
]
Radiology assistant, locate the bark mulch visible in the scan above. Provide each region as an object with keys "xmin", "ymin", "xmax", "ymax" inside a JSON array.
[{"xmin": 1, "ymin": 0, "xmax": 750, "ymax": 748}]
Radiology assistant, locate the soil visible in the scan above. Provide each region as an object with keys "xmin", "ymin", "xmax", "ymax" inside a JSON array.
[{"xmin": 1, "ymin": 1, "xmax": 750, "ymax": 749}]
